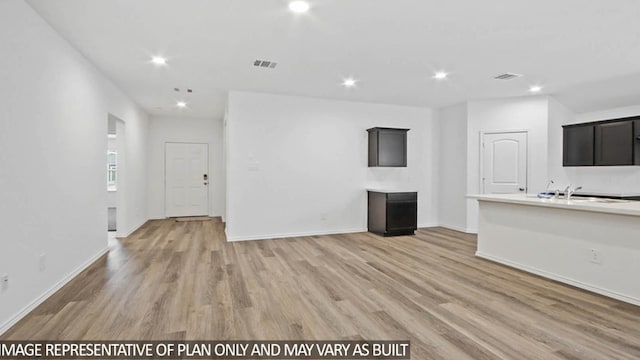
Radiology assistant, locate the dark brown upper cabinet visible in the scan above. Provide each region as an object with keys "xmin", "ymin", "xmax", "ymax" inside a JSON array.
[
  {"xmin": 563, "ymin": 123, "xmax": 594, "ymax": 166},
  {"xmin": 595, "ymin": 120, "xmax": 634, "ymax": 166},
  {"xmin": 367, "ymin": 127, "xmax": 409, "ymax": 167},
  {"xmin": 563, "ymin": 116, "xmax": 640, "ymax": 167}
]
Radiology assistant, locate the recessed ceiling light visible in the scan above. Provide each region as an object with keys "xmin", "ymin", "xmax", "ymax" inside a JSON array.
[
  {"xmin": 433, "ymin": 71, "xmax": 448, "ymax": 80},
  {"xmin": 342, "ymin": 78, "xmax": 358, "ymax": 88},
  {"xmin": 176, "ymin": 101, "xmax": 187, "ymax": 108},
  {"xmin": 529, "ymin": 85, "xmax": 543, "ymax": 93},
  {"xmin": 289, "ymin": 1, "xmax": 310, "ymax": 13},
  {"xmin": 151, "ymin": 56, "xmax": 167, "ymax": 65}
]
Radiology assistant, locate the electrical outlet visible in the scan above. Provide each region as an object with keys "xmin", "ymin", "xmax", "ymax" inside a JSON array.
[
  {"xmin": 39, "ymin": 253, "xmax": 47, "ymax": 271},
  {"xmin": 590, "ymin": 249, "xmax": 603, "ymax": 264}
]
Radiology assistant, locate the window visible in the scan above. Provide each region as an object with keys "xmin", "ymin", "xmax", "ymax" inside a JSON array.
[{"xmin": 107, "ymin": 151, "xmax": 117, "ymax": 191}]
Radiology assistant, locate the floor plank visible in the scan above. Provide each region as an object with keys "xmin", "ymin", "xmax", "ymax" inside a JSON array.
[{"xmin": 2, "ymin": 219, "xmax": 639, "ymax": 359}]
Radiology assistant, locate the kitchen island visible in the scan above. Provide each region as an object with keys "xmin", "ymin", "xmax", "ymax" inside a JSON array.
[{"xmin": 469, "ymin": 194, "xmax": 640, "ymax": 305}]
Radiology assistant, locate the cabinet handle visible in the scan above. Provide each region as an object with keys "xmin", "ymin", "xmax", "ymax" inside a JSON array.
[{"xmin": 636, "ymin": 135, "xmax": 640, "ymax": 140}]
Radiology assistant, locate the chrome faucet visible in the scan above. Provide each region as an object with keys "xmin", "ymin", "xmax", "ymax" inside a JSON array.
[
  {"xmin": 565, "ymin": 185, "xmax": 583, "ymax": 200},
  {"xmin": 545, "ymin": 180, "xmax": 554, "ymax": 192}
]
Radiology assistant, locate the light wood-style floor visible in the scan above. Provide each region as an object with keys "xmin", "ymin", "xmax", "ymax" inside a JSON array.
[{"xmin": 2, "ymin": 219, "xmax": 639, "ymax": 359}]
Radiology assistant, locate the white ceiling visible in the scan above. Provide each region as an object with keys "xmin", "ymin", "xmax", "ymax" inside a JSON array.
[{"xmin": 26, "ymin": 0, "xmax": 640, "ymax": 118}]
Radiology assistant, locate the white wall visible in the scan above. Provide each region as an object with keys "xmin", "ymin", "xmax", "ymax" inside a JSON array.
[
  {"xmin": 548, "ymin": 101, "xmax": 640, "ymax": 194},
  {"xmin": 547, "ymin": 97, "xmax": 573, "ymax": 188},
  {"xmin": 0, "ymin": 0, "xmax": 148, "ymax": 333},
  {"xmin": 436, "ymin": 103, "xmax": 468, "ymax": 232},
  {"xmin": 114, "ymin": 115, "xmax": 150, "ymax": 238},
  {"xmin": 465, "ymin": 96, "xmax": 550, "ymax": 232},
  {"xmin": 147, "ymin": 116, "xmax": 225, "ymax": 219},
  {"xmin": 226, "ymin": 91, "xmax": 437, "ymax": 241}
]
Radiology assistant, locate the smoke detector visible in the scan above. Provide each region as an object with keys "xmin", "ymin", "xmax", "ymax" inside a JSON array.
[
  {"xmin": 253, "ymin": 59, "xmax": 278, "ymax": 69},
  {"xmin": 493, "ymin": 73, "xmax": 522, "ymax": 80}
]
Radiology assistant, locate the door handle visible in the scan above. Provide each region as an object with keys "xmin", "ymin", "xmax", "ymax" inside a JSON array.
[{"xmin": 519, "ymin": 187, "xmax": 525, "ymax": 191}]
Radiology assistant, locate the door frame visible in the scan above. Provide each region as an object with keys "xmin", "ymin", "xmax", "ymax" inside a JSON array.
[
  {"xmin": 479, "ymin": 130, "xmax": 529, "ymax": 194},
  {"xmin": 164, "ymin": 141, "xmax": 210, "ymax": 218}
]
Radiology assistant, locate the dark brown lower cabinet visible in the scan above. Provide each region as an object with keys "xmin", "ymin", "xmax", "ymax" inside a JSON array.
[{"xmin": 367, "ymin": 191, "xmax": 417, "ymax": 236}]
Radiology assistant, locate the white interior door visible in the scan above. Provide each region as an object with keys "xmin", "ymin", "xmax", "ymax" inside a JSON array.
[
  {"xmin": 482, "ymin": 132, "xmax": 527, "ymax": 194},
  {"xmin": 165, "ymin": 142, "xmax": 209, "ymax": 217}
]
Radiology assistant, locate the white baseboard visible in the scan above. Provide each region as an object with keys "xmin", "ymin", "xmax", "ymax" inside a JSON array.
[
  {"xmin": 226, "ymin": 228, "xmax": 367, "ymax": 242},
  {"xmin": 435, "ymin": 223, "xmax": 478, "ymax": 234},
  {"xmin": 116, "ymin": 218, "xmax": 148, "ymax": 238},
  {"xmin": 436, "ymin": 223, "xmax": 466, "ymax": 233},
  {"xmin": 418, "ymin": 222, "xmax": 438, "ymax": 228},
  {"xmin": 226, "ymin": 223, "xmax": 473, "ymax": 242},
  {"xmin": 0, "ymin": 247, "xmax": 109, "ymax": 336},
  {"xmin": 476, "ymin": 251, "xmax": 640, "ymax": 306}
]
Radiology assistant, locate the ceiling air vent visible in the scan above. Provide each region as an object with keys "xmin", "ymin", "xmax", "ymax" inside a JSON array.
[
  {"xmin": 253, "ymin": 59, "xmax": 278, "ymax": 69},
  {"xmin": 493, "ymin": 73, "xmax": 522, "ymax": 80}
]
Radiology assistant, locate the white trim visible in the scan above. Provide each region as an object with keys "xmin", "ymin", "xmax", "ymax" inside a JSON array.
[
  {"xmin": 0, "ymin": 247, "xmax": 109, "ymax": 335},
  {"xmin": 226, "ymin": 228, "xmax": 367, "ymax": 242},
  {"xmin": 476, "ymin": 251, "xmax": 640, "ymax": 306},
  {"xmin": 116, "ymin": 218, "xmax": 148, "ymax": 238},
  {"xmin": 226, "ymin": 223, "xmax": 471, "ymax": 242},
  {"xmin": 418, "ymin": 222, "xmax": 438, "ymax": 229},
  {"xmin": 438, "ymin": 223, "xmax": 477, "ymax": 234}
]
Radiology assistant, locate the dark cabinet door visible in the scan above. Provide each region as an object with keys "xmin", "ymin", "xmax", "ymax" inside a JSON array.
[
  {"xmin": 595, "ymin": 121, "xmax": 634, "ymax": 166},
  {"xmin": 378, "ymin": 130, "xmax": 407, "ymax": 166},
  {"xmin": 635, "ymin": 120, "xmax": 640, "ymax": 165},
  {"xmin": 367, "ymin": 128, "xmax": 408, "ymax": 167},
  {"xmin": 563, "ymin": 125, "xmax": 594, "ymax": 166},
  {"xmin": 386, "ymin": 201, "xmax": 417, "ymax": 232}
]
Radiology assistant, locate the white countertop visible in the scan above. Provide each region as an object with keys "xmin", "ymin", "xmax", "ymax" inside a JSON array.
[
  {"xmin": 468, "ymin": 193, "xmax": 640, "ymax": 217},
  {"xmin": 572, "ymin": 191, "xmax": 640, "ymax": 198},
  {"xmin": 367, "ymin": 188, "xmax": 418, "ymax": 193}
]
